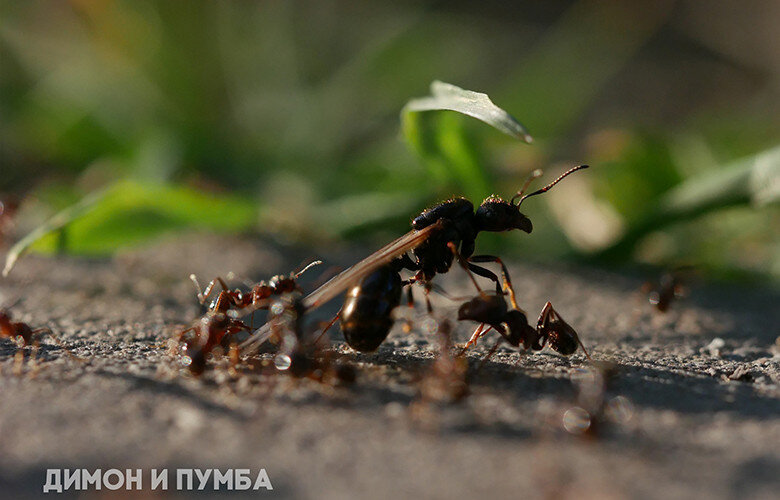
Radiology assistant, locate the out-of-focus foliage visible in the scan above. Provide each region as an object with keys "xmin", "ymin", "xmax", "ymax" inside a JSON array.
[{"xmin": 1, "ymin": 0, "xmax": 778, "ymax": 280}]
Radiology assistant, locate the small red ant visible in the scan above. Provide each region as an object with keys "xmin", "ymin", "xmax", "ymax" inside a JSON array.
[
  {"xmin": 174, "ymin": 295, "xmax": 251, "ymax": 376},
  {"xmin": 177, "ymin": 261, "xmax": 323, "ymax": 376},
  {"xmin": 189, "ymin": 260, "xmax": 322, "ymax": 314},
  {"xmin": 0, "ymin": 309, "xmax": 41, "ymax": 346},
  {"xmin": 1, "ymin": 307, "xmax": 79, "ymax": 373}
]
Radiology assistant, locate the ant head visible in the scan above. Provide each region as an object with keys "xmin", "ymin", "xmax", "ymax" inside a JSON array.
[
  {"xmin": 474, "ymin": 196, "xmax": 533, "ymax": 233},
  {"xmin": 474, "ymin": 165, "xmax": 588, "ymax": 234}
]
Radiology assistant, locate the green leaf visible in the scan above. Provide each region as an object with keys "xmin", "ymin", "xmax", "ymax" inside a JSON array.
[
  {"xmin": 3, "ymin": 180, "xmax": 257, "ymax": 276},
  {"xmin": 593, "ymin": 144, "xmax": 780, "ymax": 260},
  {"xmin": 402, "ymin": 81, "xmax": 533, "ymax": 142}
]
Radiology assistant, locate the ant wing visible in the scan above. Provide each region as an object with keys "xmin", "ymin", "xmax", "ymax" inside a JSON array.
[
  {"xmin": 300, "ymin": 220, "xmax": 443, "ymax": 310},
  {"xmin": 239, "ymin": 221, "xmax": 443, "ymax": 355},
  {"xmin": 239, "ymin": 321, "xmax": 274, "ymax": 354}
]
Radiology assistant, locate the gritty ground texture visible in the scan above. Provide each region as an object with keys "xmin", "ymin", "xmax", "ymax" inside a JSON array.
[{"xmin": 0, "ymin": 234, "xmax": 778, "ymax": 499}]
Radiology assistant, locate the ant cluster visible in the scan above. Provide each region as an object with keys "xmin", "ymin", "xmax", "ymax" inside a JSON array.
[{"xmin": 172, "ymin": 166, "xmax": 593, "ymax": 395}]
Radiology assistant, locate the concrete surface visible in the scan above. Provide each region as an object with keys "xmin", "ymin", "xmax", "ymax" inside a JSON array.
[{"xmin": 0, "ymin": 234, "xmax": 778, "ymax": 499}]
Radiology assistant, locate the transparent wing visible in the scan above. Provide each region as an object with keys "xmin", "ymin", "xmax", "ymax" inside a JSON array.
[
  {"xmin": 239, "ymin": 221, "xmax": 443, "ymax": 354},
  {"xmin": 301, "ymin": 221, "xmax": 442, "ymax": 310}
]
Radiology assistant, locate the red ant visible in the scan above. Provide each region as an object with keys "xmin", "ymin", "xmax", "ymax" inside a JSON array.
[
  {"xmin": 0, "ymin": 309, "xmax": 41, "ymax": 346},
  {"xmin": 642, "ymin": 266, "xmax": 693, "ymax": 312},
  {"xmin": 189, "ymin": 260, "xmax": 322, "ymax": 316},
  {"xmin": 1, "ymin": 307, "xmax": 78, "ymax": 373},
  {"xmin": 174, "ymin": 299, "xmax": 251, "ymax": 376},
  {"xmin": 177, "ymin": 261, "xmax": 323, "ymax": 375}
]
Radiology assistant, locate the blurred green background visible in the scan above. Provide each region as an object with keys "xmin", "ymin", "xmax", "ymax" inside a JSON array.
[{"xmin": 1, "ymin": 0, "xmax": 778, "ymax": 281}]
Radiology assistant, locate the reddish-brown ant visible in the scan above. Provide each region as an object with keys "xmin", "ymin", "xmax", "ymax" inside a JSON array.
[
  {"xmin": 0, "ymin": 309, "xmax": 41, "ymax": 346},
  {"xmin": 190, "ymin": 261, "xmax": 322, "ymax": 315},
  {"xmin": 1, "ymin": 307, "xmax": 79, "ymax": 373},
  {"xmin": 174, "ymin": 288, "xmax": 252, "ymax": 375},
  {"xmin": 178, "ymin": 261, "xmax": 324, "ymax": 376}
]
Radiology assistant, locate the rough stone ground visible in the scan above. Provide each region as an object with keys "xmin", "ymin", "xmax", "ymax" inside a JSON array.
[{"xmin": 0, "ymin": 234, "xmax": 778, "ymax": 499}]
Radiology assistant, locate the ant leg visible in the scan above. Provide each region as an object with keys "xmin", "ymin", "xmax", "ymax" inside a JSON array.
[
  {"xmin": 466, "ymin": 263, "xmax": 503, "ymax": 296},
  {"xmin": 314, "ymin": 310, "xmax": 341, "ymax": 345},
  {"xmin": 13, "ymin": 347, "xmax": 24, "ymax": 376},
  {"xmin": 476, "ymin": 339, "xmax": 502, "ymax": 373},
  {"xmin": 190, "ymin": 275, "xmax": 230, "ymax": 305},
  {"xmin": 469, "ymin": 255, "xmax": 519, "ymax": 310},
  {"xmin": 35, "ymin": 329, "xmax": 84, "ymax": 363},
  {"xmin": 459, "ymin": 324, "xmax": 484, "ymax": 355},
  {"xmin": 460, "ymin": 325, "xmax": 496, "ymax": 355},
  {"xmin": 401, "ymin": 283, "xmax": 415, "ymax": 333},
  {"xmin": 447, "ymin": 242, "xmax": 484, "ymax": 295},
  {"xmin": 423, "ymin": 286, "xmax": 434, "ymax": 314}
]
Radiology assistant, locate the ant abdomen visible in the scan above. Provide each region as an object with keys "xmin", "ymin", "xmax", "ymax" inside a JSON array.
[{"xmin": 340, "ymin": 265, "xmax": 403, "ymax": 352}]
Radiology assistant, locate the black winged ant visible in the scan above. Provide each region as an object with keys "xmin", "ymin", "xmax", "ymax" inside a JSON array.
[{"xmin": 240, "ymin": 165, "xmax": 590, "ymax": 356}]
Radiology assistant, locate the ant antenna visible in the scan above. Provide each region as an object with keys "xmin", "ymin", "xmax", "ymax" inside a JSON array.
[
  {"xmin": 294, "ymin": 260, "xmax": 323, "ymax": 278},
  {"xmin": 189, "ymin": 274, "xmax": 206, "ymax": 304},
  {"xmin": 510, "ymin": 169, "xmax": 543, "ymax": 205},
  {"xmin": 515, "ymin": 165, "xmax": 589, "ymax": 207}
]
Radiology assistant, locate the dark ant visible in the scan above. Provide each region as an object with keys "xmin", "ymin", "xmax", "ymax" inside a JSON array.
[
  {"xmin": 451, "ymin": 245, "xmax": 590, "ymax": 365},
  {"xmin": 562, "ymin": 362, "xmax": 630, "ymax": 438},
  {"xmin": 241, "ymin": 165, "xmax": 590, "ymax": 356},
  {"xmin": 642, "ymin": 267, "xmax": 691, "ymax": 312},
  {"xmin": 457, "ymin": 293, "xmax": 591, "ymax": 364},
  {"xmin": 338, "ymin": 165, "xmax": 588, "ymax": 353}
]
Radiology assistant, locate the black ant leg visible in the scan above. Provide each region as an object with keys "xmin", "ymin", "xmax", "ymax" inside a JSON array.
[
  {"xmin": 314, "ymin": 310, "xmax": 341, "ymax": 345},
  {"xmin": 447, "ymin": 242, "xmax": 485, "ymax": 295},
  {"xmin": 465, "ymin": 263, "xmax": 503, "ymax": 296},
  {"xmin": 459, "ymin": 324, "xmax": 495, "ymax": 355},
  {"xmin": 469, "ymin": 255, "xmax": 519, "ymax": 310},
  {"xmin": 476, "ymin": 339, "xmax": 502, "ymax": 373}
]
